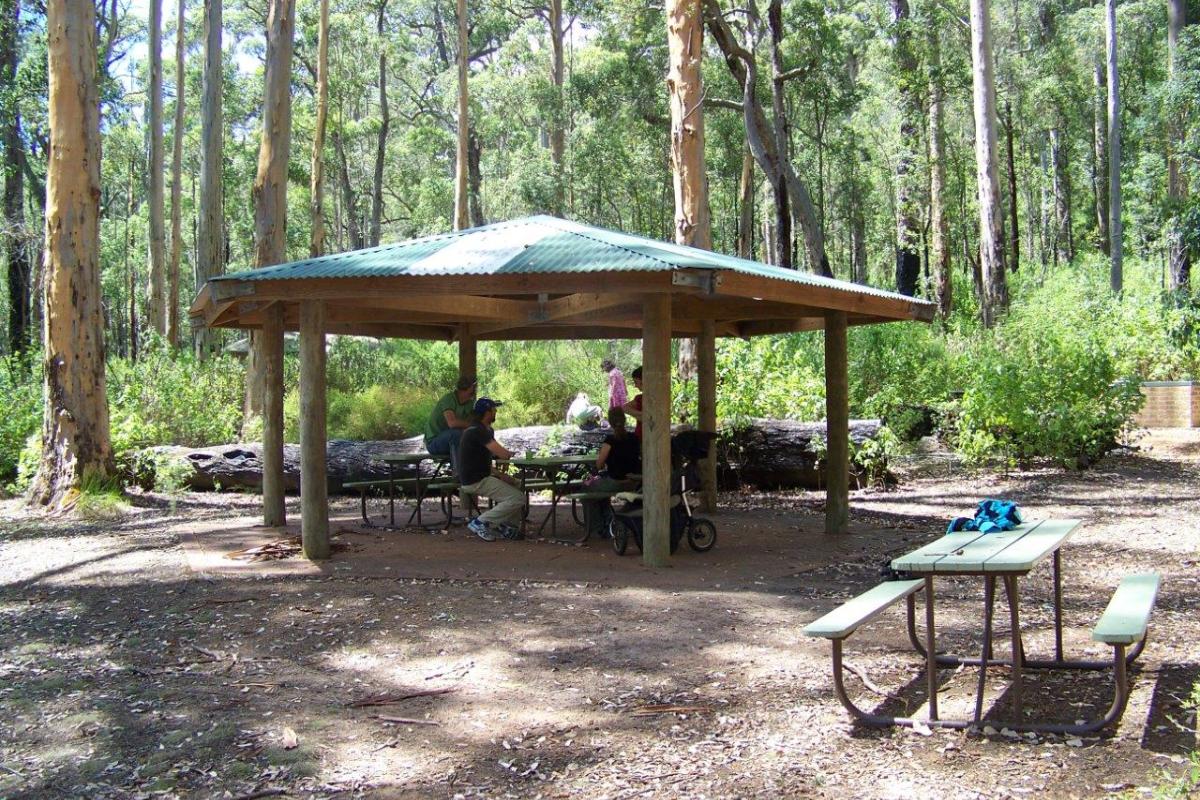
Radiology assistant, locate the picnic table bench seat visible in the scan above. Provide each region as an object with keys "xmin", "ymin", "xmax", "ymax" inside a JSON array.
[
  {"xmin": 803, "ymin": 579, "xmax": 924, "ymax": 640},
  {"xmin": 1092, "ymin": 572, "xmax": 1160, "ymax": 645}
]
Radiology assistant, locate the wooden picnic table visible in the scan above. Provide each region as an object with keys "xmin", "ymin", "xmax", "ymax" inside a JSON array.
[{"xmin": 891, "ymin": 518, "xmax": 1113, "ymax": 725}]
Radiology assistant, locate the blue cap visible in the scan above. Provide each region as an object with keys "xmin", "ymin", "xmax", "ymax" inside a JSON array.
[{"xmin": 473, "ymin": 397, "xmax": 503, "ymax": 414}]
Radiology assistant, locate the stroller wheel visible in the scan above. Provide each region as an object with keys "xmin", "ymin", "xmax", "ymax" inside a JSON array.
[
  {"xmin": 687, "ymin": 518, "xmax": 717, "ymax": 552},
  {"xmin": 610, "ymin": 517, "xmax": 634, "ymax": 556}
]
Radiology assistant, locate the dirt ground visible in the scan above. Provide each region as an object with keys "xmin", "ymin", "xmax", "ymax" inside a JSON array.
[{"xmin": 1, "ymin": 431, "xmax": 1198, "ymax": 799}]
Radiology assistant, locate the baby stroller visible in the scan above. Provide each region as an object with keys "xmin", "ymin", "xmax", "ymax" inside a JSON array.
[{"xmin": 609, "ymin": 430, "xmax": 718, "ymax": 555}]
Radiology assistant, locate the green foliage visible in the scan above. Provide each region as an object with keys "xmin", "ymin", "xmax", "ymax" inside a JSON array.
[
  {"xmin": 851, "ymin": 324, "xmax": 957, "ymax": 440},
  {"xmin": 713, "ymin": 336, "xmax": 826, "ymax": 425},
  {"xmin": 954, "ymin": 273, "xmax": 1147, "ymax": 467},
  {"xmin": 106, "ymin": 340, "xmax": 246, "ymax": 459},
  {"xmin": 0, "ymin": 357, "xmax": 41, "ymax": 486}
]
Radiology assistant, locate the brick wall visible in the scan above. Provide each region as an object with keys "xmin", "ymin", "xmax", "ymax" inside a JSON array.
[{"xmin": 1133, "ymin": 381, "xmax": 1199, "ymax": 428}]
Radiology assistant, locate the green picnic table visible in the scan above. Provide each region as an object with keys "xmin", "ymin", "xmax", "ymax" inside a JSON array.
[
  {"xmin": 507, "ymin": 453, "xmax": 598, "ymax": 542},
  {"xmin": 806, "ymin": 517, "xmax": 1162, "ymax": 733},
  {"xmin": 344, "ymin": 452, "xmax": 456, "ymax": 530}
]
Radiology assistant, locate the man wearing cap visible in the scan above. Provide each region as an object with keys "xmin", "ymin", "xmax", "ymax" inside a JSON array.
[
  {"xmin": 424, "ymin": 375, "xmax": 477, "ymax": 466},
  {"xmin": 457, "ymin": 397, "xmax": 523, "ymax": 541}
]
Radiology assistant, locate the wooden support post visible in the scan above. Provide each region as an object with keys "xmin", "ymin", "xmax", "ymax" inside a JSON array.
[
  {"xmin": 459, "ymin": 329, "xmax": 477, "ymax": 379},
  {"xmin": 697, "ymin": 319, "xmax": 718, "ymax": 512},
  {"xmin": 824, "ymin": 310, "xmax": 849, "ymax": 534},
  {"xmin": 642, "ymin": 294, "xmax": 672, "ymax": 567},
  {"xmin": 261, "ymin": 303, "xmax": 286, "ymax": 527},
  {"xmin": 299, "ymin": 300, "xmax": 330, "ymax": 559}
]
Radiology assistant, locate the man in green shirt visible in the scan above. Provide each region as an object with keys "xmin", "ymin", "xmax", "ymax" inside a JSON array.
[{"xmin": 424, "ymin": 375, "xmax": 477, "ymax": 466}]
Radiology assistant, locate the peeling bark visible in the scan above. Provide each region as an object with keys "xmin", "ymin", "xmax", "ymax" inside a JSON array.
[
  {"xmin": 196, "ymin": 0, "xmax": 224, "ymax": 358},
  {"xmin": 32, "ymin": 0, "xmax": 115, "ymax": 508}
]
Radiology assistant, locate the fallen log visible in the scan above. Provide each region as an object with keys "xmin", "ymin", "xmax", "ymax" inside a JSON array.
[{"xmin": 133, "ymin": 419, "xmax": 884, "ymax": 493}]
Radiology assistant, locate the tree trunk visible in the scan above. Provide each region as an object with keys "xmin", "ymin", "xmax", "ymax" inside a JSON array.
[
  {"xmin": 737, "ymin": 144, "xmax": 754, "ymax": 259},
  {"xmin": 1092, "ymin": 45, "xmax": 1110, "ymax": 255},
  {"xmin": 247, "ymin": 0, "xmax": 296, "ymax": 425},
  {"xmin": 1050, "ymin": 126, "xmax": 1073, "ymax": 263},
  {"xmin": 548, "ymin": 0, "xmax": 565, "ymax": 217},
  {"xmin": 969, "ymin": 0, "xmax": 1008, "ymax": 327},
  {"xmin": 146, "ymin": 0, "xmax": 166, "ymax": 338},
  {"xmin": 141, "ymin": 419, "xmax": 890, "ymax": 494},
  {"xmin": 889, "ymin": 0, "xmax": 921, "ymax": 297},
  {"xmin": 668, "ymin": 0, "xmax": 710, "ymax": 385},
  {"xmin": 370, "ymin": 1, "xmax": 388, "ymax": 248},
  {"xmin": 453, "ymin": 0, "xmax": 469, "ymax": 230},
  {"xmin": 929, "ymin": 29, "xmax": 952, "ymax": 318},
  {"xmin": 196, "ymin": 0, "xmax": 224, "ymax": 358},
  {"xmin": 1004, "ymin": 100, "xmax": 1020, "ymax": 273},
  {"xmin": 1106, "ymin": 0, "xmax": 1122, "ymax": 293},
  {"xmin": 126, "ymin": 157, "xmax": 138, "ymax": 362},
  {"xmin": 2, "ymin": 0, "xmax": 31, "ymax": 355},
  {"xmin": 1167, "ymin": 0, "xmax": 1190, "ymax": 292},
  {"xmin": 468, "ymin": 126, "xmax": 484, "ymax": 226},
  {"xmin": 766, "ymin": 0, "xmax": 793, "ymax": 270},
  {"xmin": 32, "ymin": 0, "xmax": 115, "ymax": 508},
  {"xmin": 309, "ymin": 0, "xmax": 329, "ymax": 258},
  {"xmin": 167, "ymin": 0, "xmax": 186, "ymax": 347},
  {"xmin": 703, "ymin": 0, "xmax": 832, "ymax": 277},
  {"xmin": 334, "ymin": 128, "xmax": 363, "ymax": 251}
]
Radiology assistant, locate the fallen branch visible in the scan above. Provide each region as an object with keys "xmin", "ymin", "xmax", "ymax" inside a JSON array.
[
  {"xmin": 630, "ymin": 704, "xmax": 712, "ymax": 716},
  {"xmin": 347, "ymin": 687, "xmax": 457, "ymax": 708},
  {"xmin": 843, "ymin": 661, "xmax": 888, "ymax": 696},
  {"xmin": 423, "ymin": 660, "xmax": 474, "ymax": 681},
  {"xmin": 373, "ymin": 715, "xmax": 440, "ymax": 726}
]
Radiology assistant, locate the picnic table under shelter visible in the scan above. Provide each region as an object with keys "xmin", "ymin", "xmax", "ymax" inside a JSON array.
[{"xmin": 189, "ymin": 215, "xmax": 933, "ymax": 566}]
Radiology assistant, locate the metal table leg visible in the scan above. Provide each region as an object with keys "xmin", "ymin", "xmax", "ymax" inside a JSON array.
[
  {"xmin": 1004, "ymin": 575, "xmax": 1024, "ymax": 713},
  {"xmin": 974, "ymin": 575, "xmax": 997, "ymax": 724},
  {"xmin": 925, "ymin": 576, "xmax": 938, "ymax": 721}
]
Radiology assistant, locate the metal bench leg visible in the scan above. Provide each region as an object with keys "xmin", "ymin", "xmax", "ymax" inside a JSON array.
[{"xmin": 831, "ymin": 637, "xmax": 971, "ymax": 730}]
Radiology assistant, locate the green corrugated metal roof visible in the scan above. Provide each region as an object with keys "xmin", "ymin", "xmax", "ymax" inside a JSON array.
[{"xmin": 214, "ymin": 215, "xmax": 931, "ymax": 307}]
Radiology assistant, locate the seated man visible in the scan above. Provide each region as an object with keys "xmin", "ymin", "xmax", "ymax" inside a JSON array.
[
  {"xmin": 581, "ymin": 407, "xmax": 641, "ymax": 539},
  {"xmin": 424, "ymin": 375, "xmax": 477, "ymax": 467},
  {"xmin": 457, "ymin": 397, "xmax": 524, "ymax": 541}
]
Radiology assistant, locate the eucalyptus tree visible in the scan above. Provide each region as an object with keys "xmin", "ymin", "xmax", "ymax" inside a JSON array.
[
  {"xmin": 33, "ymin": 0, "xmax": 114, "ymax": 507},
  {"xmin": 969, "ymin": 0, "xmax": 1008, "ymax": 325},
  {"xmin": 1106, "ymin": 0, "xmax": 1122, "ymax": 292},
  {"xmin": 147, "ymin": 0, "xmax": 166, "ymax": 336},
  {"xmin": 2, "ymin": 0, "xmax": 31, "ymax": 353},
  {"xmin": 195, "ymin": 0, "xmax": 223, "ymax": 357},
  {"xmin": 1166, "ymin": 0, "xmax": 1189, "ymax": 291},
  {"xmin": 167, "ymin": 0, "xmax": 186, "ymax": 346}
]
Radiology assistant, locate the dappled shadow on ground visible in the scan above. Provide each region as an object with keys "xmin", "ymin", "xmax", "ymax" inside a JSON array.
[{"xmin": 2, "ymin": 438, "xmax": 1199, "ymax": 798}]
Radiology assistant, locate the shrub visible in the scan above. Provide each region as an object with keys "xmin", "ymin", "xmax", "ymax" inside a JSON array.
[
  {"xmin": 107, "ymin": 342, "xmax": 245, "ymax": 456},
  {"xmin": 954, "ymin": 313, "xmax": 1144, "ymax": 467},
  {"xmin": 0, "ymin": 356, "xmax": 41, "ymax": 485}
]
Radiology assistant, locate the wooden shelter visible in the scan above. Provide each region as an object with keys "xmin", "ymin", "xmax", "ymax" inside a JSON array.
[{"xmin": 190, "ymin": 215, "xmax": 934, "ymax": 566}]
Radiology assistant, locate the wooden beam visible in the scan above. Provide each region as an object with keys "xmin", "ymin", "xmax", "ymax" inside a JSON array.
[
  {"xmin": 697, "ymin": 319, "xmax": 718, "ymax": 513},
  {"xmin": 330, "ymin": 293, "xmax": 535, "ymax": 320},
  {"xmin": 672, "ymin": 294, "xmax": 826, "ymax": 321},
  {"xmin": 824, "ymin": 310, "xmax": 849, "ymax": 535},
  {"xmin": 734, "ymin": 315, "xmax": 884, "ymax": 337},
  {"xmin": 468, "ymin": 292, "xmax": 635, "ymax": 337},
  {"xmin": 641, "ymin": 293, "xmax": 673, "ymax": 567},
  {"xmin": 299, "ymin": 300, "xmax": 330, "ymax": 559},
  {"xmin": 223, "ymin": 271, "xmax": 678, "ymax": 302},
  {"xmin": 261, "ymin": 304, "xmax": 286, "ymax": 528},
  {"xmin": 459, "ymin": 329, "xmax": 476, "ymax": 379},
  {"xmin": 717, "ymin": 271, "xmax": 933, "ymax": 322},
  {"xmin": 320, "ymin": 321, "xmax": 456, "ymax": 340}
]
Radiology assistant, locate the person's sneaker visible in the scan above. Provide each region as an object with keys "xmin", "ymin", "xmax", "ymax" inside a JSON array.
[
  {"xmin": 468, "ymin": 517, "xmax": 496, "ymax": 541},
  {"xmin": 496, "ymin": 523, "xmax": 523, "ymax": 540}
]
